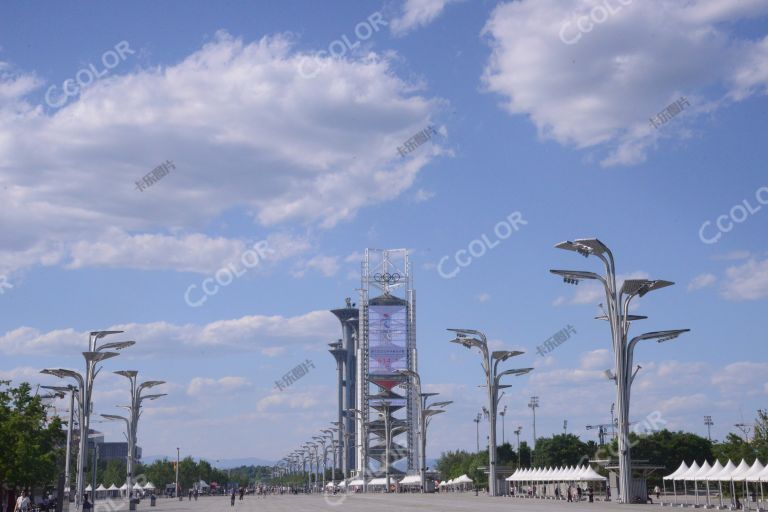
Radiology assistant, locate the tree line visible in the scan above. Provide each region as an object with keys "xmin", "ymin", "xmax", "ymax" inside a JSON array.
[{"xmin": 436, "ymin": 409, "xmax": 768, "ymax": 488}]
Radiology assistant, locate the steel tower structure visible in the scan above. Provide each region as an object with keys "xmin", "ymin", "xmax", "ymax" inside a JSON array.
[{"xmin": 357, "ymin": 248, "xmax": 418, "ymax": 480}]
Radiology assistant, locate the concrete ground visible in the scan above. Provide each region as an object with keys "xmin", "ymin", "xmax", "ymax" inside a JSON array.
[{"xmin": 93, "ymin": 493, "xmax": 687, "ymax": 512}]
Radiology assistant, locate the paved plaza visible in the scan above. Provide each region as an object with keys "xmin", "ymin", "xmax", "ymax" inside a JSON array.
[{"xmin": 102, "ymin": 494, "xmax": 667, "ymax": 512}]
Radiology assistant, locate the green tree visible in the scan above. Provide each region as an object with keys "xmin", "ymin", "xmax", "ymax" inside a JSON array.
[
  {"xmin": 0, "ymin": 381, "xmax": 65, "ymax": 496},
  {"xmin": 534, "ymin": 433, "xmax": 592, "ymax": 467}
]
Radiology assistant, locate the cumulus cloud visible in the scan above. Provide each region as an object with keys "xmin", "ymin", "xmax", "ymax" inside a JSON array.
[
  {"xmin": 187, "ymin": 376, "xmax": 251, "ymax": 396},
  {"xmin": 0, "ymin": 31, "xmax": 445, "ymax": 276},
  {"xmin": 0, "ymin": 310, "xmax": 338, "ymax": 356},
  {"xmin": 391, "ymin": 0, "xmax": 461, "ymax": 36},
  {"xmin": 688, "ymin": 273, "xmax": 717, "ymax": 291},
  {"xmin": 721, "ymin": 257, "xmax": 768, "ymax": 300},
  {"xmin": 291, "ymin": 255, "xmax": 340, "ymax": 278},
  {"xmin": 482, "ymin": 0, "xmax": 768, "ymax": 166}
]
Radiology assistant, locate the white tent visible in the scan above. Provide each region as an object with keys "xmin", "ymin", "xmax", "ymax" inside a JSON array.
[
  {"xmin": 85, "ymin": 484, "xmax": 93, "ymax": 492},
  {"xmin": 399, "ymin": 475, "xmax": 421, "ymax": 485},
  {"xmin": 144, "ymin": 482, "xmax": 156, "ymax": 490},
  {"xmin": 107, "ymin": 484, "xmax": 119, "ymax": 498},
  {"xmin": 664, "ymin": 461, "xmax": 689, "ymax": 480},
  {"xmin": 745, "ymin": 461, "xmax": 766, "ymax": 483}
]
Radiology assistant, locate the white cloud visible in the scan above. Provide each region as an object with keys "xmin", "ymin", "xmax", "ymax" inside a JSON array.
[
  {"xmin": 256, "ymin": 390, "xmax": 318, "ymax": 412},
  {"xmin": 391, "ymin": 0, "xmax": 461, "ymax": 36},
  {"xmin": 0, "ymin": 31, "xmax": 445, "ymax": 275},
  {"xmin": 688, "ymin": 273, "xmax": 717, "ymax": 291},
  {"xmin": 0, "ymin": 310, "xmax": 338, "ymax": 356},
  {"xmin": 291, "ymin": 255, "xmax": 340, "ymax": 278},
  {"xmin": 476, "ymin": 292, "xmax": 491, "ymax": 303},
  {"xmin": 579, "ymin": 348, "xmax": 610, "ymax": 370},
  {"xmin": 721, "ymin": 257, "xmax": 768, "ymax": 300},
  {"xmin": 413, "ymin": 188, "xmax": 436, "ymax": 202},
  {"xmin": 482, "ymin": 0, "xmax": 768, "ymax": 166},
  {"xmin": 187, "ymin": 376, "xmax": 251, "ymax": 396}
]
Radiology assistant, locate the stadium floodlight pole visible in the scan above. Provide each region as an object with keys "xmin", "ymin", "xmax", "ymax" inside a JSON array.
[
  {"xmin": 42, "ymin": 384, "xmax": 78, "ymax": 500},
  {"xmin": 704, "ymin": 416, "xmax": 713, "ymax": 441},
  {"xmin": 552, "ymin": 238, "xmax": 687, "ymax": 503},
  {"xmin": 528, "ymin": 396, "xmax": 539, "ymax": 465},
  {"xmin": 305, "ymin": 442, "xmax": 319, "ymax": 493},
  {"xmin": 331, "ymin": 420, "xmax": 346, "ymax": 479}
]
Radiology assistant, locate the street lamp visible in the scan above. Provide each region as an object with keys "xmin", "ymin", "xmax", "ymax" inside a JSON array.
[
  {"xmin": 500, "ymin": 405, "xmax": 508, "ymax": 445},
  {"xmin": 551, "ymin": 238, "xmax": 689, "ymax": 503},
  {"xmin": 395, "ymin": 368, "xmax": 451, "ymax": 493},
  {"xmin": 114, "ymin": 371, "xmax": 165, "ymax": 508},
  {"xmin": 42, "ymin": 384, "xmax": 78, "ymax": 500},
  {"xmin": 514, "ymin": 426, "xmax": 523, "ymax": 466},
  {"xmin": 448, "ymin": 328, "xmax": 532, "ymax": 496},
  {"xmin": 42, "ymin": 349, "xmax": 120, "ymax": 511}
]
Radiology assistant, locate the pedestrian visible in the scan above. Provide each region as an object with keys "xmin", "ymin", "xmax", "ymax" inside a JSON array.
[
  {"xmin": 588, "ymin": 486, "xmax": 594, "ymax": 503},
  {"xmin": 654, "ymin": 485, "xmax": 660, "ymax": 500},
  {"xmin": 194, "ymin": 489, "xmax": 198, "ymax": 501},
  {"xmin": 577, "ymin": 485, "xmax": 582, "ymax": 501},
  {"xmin": 230, "ymin": 489, "xmax": 235, "ymax": 507},
  {"xmin": 82, "ymin": 494, "xmax": 92, "ymax": 512},
  {"xmin": 567, "ymin": 485, "xmax": 572, "ymax": 502},
  {"xmin": 13, "ymin": 491, "xmax": 30, "ymax": 512},
  {"xmin": 239, "ymin": 487, "xmax": 244, "ymax": 501},
  {"xmin": 555, "ymin": 486, "xmax": 560, "ymax": 499}
]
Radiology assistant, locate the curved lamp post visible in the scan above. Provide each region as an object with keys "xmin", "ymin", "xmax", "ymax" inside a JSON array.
[
  {"xmin": 551, "ymin": 238, "xmax": 689, "ymax": 503},
  {"xmin": 447, "ymin": 329, "xmax": 532, "ymax": 496}
]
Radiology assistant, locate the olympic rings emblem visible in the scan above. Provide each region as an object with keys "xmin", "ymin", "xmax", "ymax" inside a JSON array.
[{"xmin": 373, "ymin": 272, "xmax": 401, "ymax": 284}]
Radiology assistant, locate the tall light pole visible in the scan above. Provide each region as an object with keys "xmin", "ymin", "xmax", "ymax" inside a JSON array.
[
  {"xmin": 514, "ymin": 426, "xmax": 522, "ymax": 466},
  {"xmin": 113, "ymin": 371, "xmax": 165, "ymax": 509},
  {"xmin": 395, "ymin": 368, "xmax": 450, "ymax": 493},
  {"xmin": 704, "ymin": 416, "xmax": 713, "ymax": 441},
  {"xmin": 500, "ymin": 405, "xmax": 508, "ymax": 445},
  {"xmin": 42, "ymin": 385, "xmax": 77, "ymax": 500},
  {"xmin": 473, "ymin": 413, "xmax": 481, "ymax": 452},
  {"xmin": 448, "ymin": 329, "xmax": 533, "ymax": 497},
  {"xmin": 322, "ymin": 428, "xmax": 337, "ymax": 485},
  {"xmin": 551, "ymin": 237, "xmax": 689, "ymax": 503},
  {"xmin": 175, "ymin": 447, "xmax": 180, "ymax": 500},
  {"xmin": 313, "ymin": 435, "xmax": 329, "ymax": 490},
  {"xmin": 42, "ymin": 349, "xmax": 124, "ymax": 510},
  {"xmin": 528, "ymin": 396, "xmax": 538, "ymax": 466}
]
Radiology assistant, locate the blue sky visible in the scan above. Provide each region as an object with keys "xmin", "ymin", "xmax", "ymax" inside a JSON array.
[{"xmin": 1, "ymin": 0, "xmax": 767, "ymax": 463}]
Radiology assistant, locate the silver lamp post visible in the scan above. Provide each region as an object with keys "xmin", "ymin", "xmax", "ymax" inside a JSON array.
[
  {"xmin": 114, "ymin": 371, "xmax": 166, "ymax": 509},
  {"xmin": 395, "ymin": 369, "xmax": 452, "ymax": 493},
  {"xmin": 346, "ymin": 408, "xmax": 368, "ymax": 492},
  {"xmin": 321, "ymin": 428, "xmax": 337, "ymax": 485},
  {"xmin": 447, "ymin": 329, "xmax": 532, "ymax": 496},
  {"xmin": 42, "ymin": 349, "xmax": 121, "ymax": 510},
  {"xmin": 42, "ymin": 384, "xmax": 78, "ymax": 501},
  {"xmin": 312, "ymin": 435, "xmax": 328, "ymax": 490},
  {"xmin": 551, "ymin": 238, "xmax": 689, "ymax": 503}
]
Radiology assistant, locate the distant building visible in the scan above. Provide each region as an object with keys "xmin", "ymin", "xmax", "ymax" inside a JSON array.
[{"xmin": 72, "ymin": 429, "xmax": 142, "ymax": 462}]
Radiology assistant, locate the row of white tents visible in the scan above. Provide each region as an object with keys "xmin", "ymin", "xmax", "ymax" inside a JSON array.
[
  {"xmin": 664, "ymin": 459, "xmax": 768, "ymax": 482},
  {"xmin": 84, "ymin": 482, "xmax": 157, "ymax": 498},
  {"xmin": 439, "ymin": 474, "xmax": 474, "ymax": 490},
  {"xmin": 325, "ymin": 474, "xmax": 474, "ymax": 492},
  {"xmin": 506, "ymin": 465, "xmax": 606, "ymax": 482},
  {"xmin": 662, "ymin": 459, "xmax": 766, "ymax": 507}
]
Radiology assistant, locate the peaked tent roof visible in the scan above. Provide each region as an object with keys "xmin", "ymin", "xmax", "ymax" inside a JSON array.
[
  {"xmin": 706, "ymin": 459, "xmax": 736, "ymax": 481},
  {"xmin": 664, "ymin": 461, "xmax": 688, "ymax": 480},
  {"xmin": 744, "ymin": 460, "xmax": 765, "ymax": 482}
]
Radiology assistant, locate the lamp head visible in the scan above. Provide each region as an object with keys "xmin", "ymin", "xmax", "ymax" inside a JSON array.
[
  {"xmin": 492, "ymin": 350, "xmax": 524, "ymax": 361},
  {"xmin": 114, "ymin": 370, "xmax": 139, "ymax": 379},
  {"xmin": 97, "ymin": 341, "xmax": 136, "ymax": 352},
  {"xmin": 90, "ymin": 330, "xmax": 124, "ymax": 340},
  {"xmin": 550, "ymin": 269, "xmax": 600, "ymax": 285},
  {"xmin": 621, "ymin": 279, "xmax": 674, "ymax": 298},
  {"xmin": 83, "ymin": 351, "xmax": 119, "ymax": 363}
]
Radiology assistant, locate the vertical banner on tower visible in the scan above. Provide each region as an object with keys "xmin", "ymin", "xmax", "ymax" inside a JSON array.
[{"xmin": 368, "ymin": 304, "xmax": 407, "ymax": 389}]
